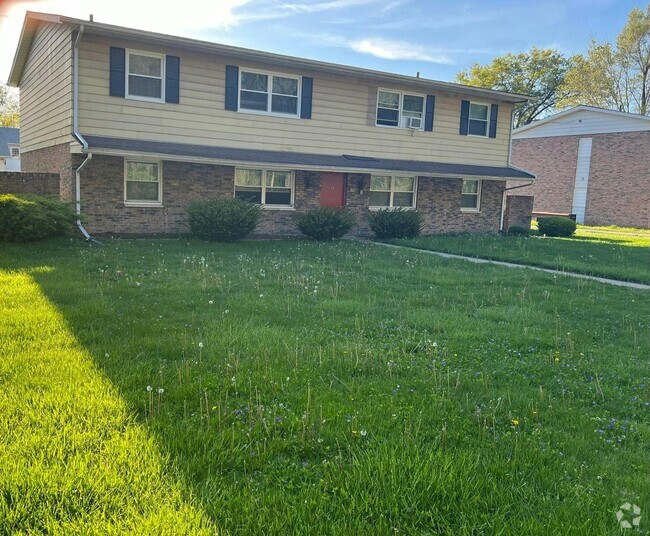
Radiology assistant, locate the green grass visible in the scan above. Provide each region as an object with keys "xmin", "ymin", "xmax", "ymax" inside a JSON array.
[
  {"xmin": 1, "ymin": 238, "xmax": 649, "ymax": 534},
  {"xmin": 387, "ymin": 226, "xmax": 650, "ymax": 284}
]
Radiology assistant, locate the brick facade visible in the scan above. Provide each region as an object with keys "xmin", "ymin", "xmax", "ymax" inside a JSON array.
[
  {"xmin": 504, "ymin": 195, "xmax": 534, "ymax": 231},
  {"xmin": 75, "ymin": 154, "xmax": 508, "ymax": 237},
  {"xmin": 0, "ymin": 171, "xmax": 60, "ymax": 196},
  {"xmin": 20, "ymin": 144, "xmax": 74, "ymax": 201},
  {"xmin": 512, "ymin": 132, "xmax": 650, "ymax": 228}
]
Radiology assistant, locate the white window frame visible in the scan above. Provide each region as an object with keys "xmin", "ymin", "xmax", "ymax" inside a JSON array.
[
  {"xmin": 124, "ymin": 159, "xmax": 163, "ymax": 206},
  {"xmin": 234, "ymin": 168, "xmax": 295, "ymax": 209},
  {"xmin": 467, "ymin": 102, "xmax": 490, "ymax": 137},
  {"xmin": 9, "ymin": 146, "xmax": 19, "ymax": 158},
  {"xmin": 238, "ymin": 68, "xmax": 301, "ymax": 118},
  {"xmin": 125, "ymin": 49, "xmax": 165, "ymax": 103},
  {"xmin": 369, "ymin": 174, "xmax": 418, "ymax": 210},
  {"xmin": 460, "ymin": 179, "xmax": 482, "ymax": 212},
  {"xmin": 375, "ymin": 89, "xmax": 425, "ymax": 130}
]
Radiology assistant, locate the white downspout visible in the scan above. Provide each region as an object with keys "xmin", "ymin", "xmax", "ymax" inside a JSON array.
[
  {"xmin": 73, "ymin": 24, "xmax": 97, "ymax": 241},
  {"xmin": 500, "ymin": 181, "xmax": 535, "ymax": 232}
]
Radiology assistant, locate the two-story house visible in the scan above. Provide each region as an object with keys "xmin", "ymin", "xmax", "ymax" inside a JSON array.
[{"xmin": 9, "ymin": 11, "xmax": 534, "ymax": 237}]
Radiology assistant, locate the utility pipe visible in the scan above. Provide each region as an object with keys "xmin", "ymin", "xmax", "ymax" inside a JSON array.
[{"xmin": 499, "ymin": 181, "xmax": 535, "ymax": 233}]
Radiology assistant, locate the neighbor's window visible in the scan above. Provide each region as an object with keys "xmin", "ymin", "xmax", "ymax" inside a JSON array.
[
  {"xmin": 239, "ymin": 70, "xmax": 299, "ymax": 116},
  {"xmin": 468, "ymin": 103, "xmax": 489, "ymax": 136},
  {"xmin": 235, "ymin": 168, "xmax": 293, "ymax": 207},
  {"xmin": 126, "ymin": 50, "xmax": 164, "ymax": 101},
  {"xmin": 369, "ymin": 175, "xmax": 417, "ymax": 208},
  {"xmin": 10, "ymin": 147, "xmax": 19, "ymax": 158},
  {"xmin": 376, "ymin": 89, "xmax": 424, "ymax": 128},
  {"xmin": 461, "ymin": 179, "xmax": 481, "ymax": 210},
  {"xmin": 125, "ymin": 160, "xmax": 162, "ymax": 204}
]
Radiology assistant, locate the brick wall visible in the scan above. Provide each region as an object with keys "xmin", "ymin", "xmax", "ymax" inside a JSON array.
[
  {"xmin": 511, "ymin": 137, "xmax": 577, "ymax": 215},
  {"xmin": 587, "ymin": 131, "xmax": 650, "ymax": 228},
  {"xmin": 77, "ymin": 154, "xmax": 506, "ymax": 236},
  {"xmin": 512, "ymin": 132, "xmax": 650, "ymax": 228},
  {"xmin": 0, "ymin": 172, "xmax": 60, "ymax": 196},
  {"xmin": 20, "ymin": 144, "xmax": 74, "ymax": 201},
  {"xmin": 504, "ymin": 195, "xmax": 534, "ymax": 231}
]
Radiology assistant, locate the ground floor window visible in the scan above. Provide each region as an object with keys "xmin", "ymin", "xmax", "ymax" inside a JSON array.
[
  {"xmin": 369, "ymin": 175, "xmax": 417, "ymax": 208},
  {"xmin": 234, "ymin": 168, "xmax": 293, "ymax": 207},
  {"xmin": 124, "ymin": 160, "xmax": 162, "ymax": 205},
  {"xmin": 461, "ymin": 179, "xmax": 481, "ymax": 211}
]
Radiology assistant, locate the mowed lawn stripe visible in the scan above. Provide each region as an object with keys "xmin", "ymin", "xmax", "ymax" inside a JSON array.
[{"xmin": 0, "ymin": 269, "xmax": 215, "ymax": 535}]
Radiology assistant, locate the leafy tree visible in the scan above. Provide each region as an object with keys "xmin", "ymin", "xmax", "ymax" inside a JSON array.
[
  {"xmin": 0, "ymin": 84, "xmax": 20, "ymax": 127},
  {"xmin": 561, "ymin": 6, "xmax": 650, "ymax": 115},
  {"xmin": 456, "ymin": 48, "xmax": 573, "ymax": 127}
]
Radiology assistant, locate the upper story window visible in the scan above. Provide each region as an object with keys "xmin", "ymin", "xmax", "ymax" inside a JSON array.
[
  {"xmin": 125, "ymin": 160, "xmax": 162, "ymax": 205},
  {"xmin": 235, "ymin": 168, "xmax": 294, "ymax": 207},
  {"xmin": 126, "ymin": 50, "xmax": 165, "ymax": 102},
  {"xmin": 376, "ymin": 90, "xmax": 425, "ymax": 129},
  {"xmin": 10, "ymin": 147, "xmax": 19, "ymax": 158},
  {"xmin": 461, "ymin": 179, "xmax": 481, "ymax": 211},
  {"xmin": 239, "ymin": 70, "xmax": 300, "ymax": 116},
  {"xmin": 468, "ymin": 103, "xmax": 489, "ymax": 136},
  {"xmin": 369, "ymin": 175, "xmax": 417, "ymax": 208}
]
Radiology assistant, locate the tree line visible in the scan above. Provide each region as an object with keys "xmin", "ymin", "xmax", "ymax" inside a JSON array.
[{"xmin": 457, "ymin": 5, "xmax": 650, "ymax": 127}]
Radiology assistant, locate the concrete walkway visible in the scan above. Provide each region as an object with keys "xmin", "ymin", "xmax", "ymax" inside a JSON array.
[{"xmin": 375, "ymin": 242, "xmax": 650, "ymax": 290}]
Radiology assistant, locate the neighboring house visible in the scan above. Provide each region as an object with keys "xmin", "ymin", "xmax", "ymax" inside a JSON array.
[
  {"xmin": 511, "ymin": 106, "xmax": 650, "ymax": 229},
  {"xmin": 0, "ymin": 127, "xmax": 20, "ymax": 171},
  {"xmin": 8, "ymin": 11, "xmax": 534, "ymax": 237}
]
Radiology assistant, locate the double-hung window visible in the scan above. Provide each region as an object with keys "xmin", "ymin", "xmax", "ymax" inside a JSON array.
[
  {"xmin": 10, "ymin": 147, "xmax": 19, "ymax": 158},
  {"xmin": 125, "ymin": 160, "xmax": 162, "ymax": 205},
  {"xmin": 239, "ymin": 70, "xmax": 300, "ymax": 116},
  {"xmin": 235, "ymin": 168, "xmax": 294, "ymax": 207},
  {"xmin": 369, "ymin": 175, "xmax": 417, "ymax": 208},
  {"xmin": 468, "ymin": 103, "xmax": 489, "ymax": 136},
  {"xmin": 376, "ymin": 90, "xmax": 425, "ymax": 129},
  {"xmin": 461, "ymin": 179, "xmax": 481, "ymax": 211},
  {"xmin": 126, "ymin": 50, "xmax": 164, "ymax": 102}
]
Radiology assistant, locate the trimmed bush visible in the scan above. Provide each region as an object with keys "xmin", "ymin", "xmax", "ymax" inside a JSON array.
[
  {"xmin": 507, "ymin": 225, "xmax": 531, "ymax": 236},
  {"xmin": 537, "ymin": 216, "xmax": 577, "ymax": 238},
  {"xmin": 295, "ymin": 208, "xmax": 356, "ymax": 240},
  {"xmin": 0, "ymin": 194, "xmax": 76, "ymax": 242},
  {"xmin": 186, "ymin": 197, "xmax": 262, "ymax": 242},
  {"xmin": 367, "ymin": 208, "xmax": 423, "ymax": 239}
]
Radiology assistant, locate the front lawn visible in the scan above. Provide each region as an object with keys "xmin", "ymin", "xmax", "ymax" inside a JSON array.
[
  {"xmin": 388, "ymin": 227, "xmax": 650, "ymax": 283},
  {"xmin": 1, "ymin": 239, "xmax": 648, "ymax": 534}
]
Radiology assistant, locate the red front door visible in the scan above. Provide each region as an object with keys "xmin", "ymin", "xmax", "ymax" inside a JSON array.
[{"xmin": 320, "ymin": 173, "xmax": 346, "ymax": 208}]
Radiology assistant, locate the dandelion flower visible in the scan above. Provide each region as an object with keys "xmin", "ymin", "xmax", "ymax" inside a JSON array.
[
  {"xmin": 360, "ymin": 429, "xmax": 367, "ymax": 437},
  {"xmin": 146, "ymin": 385, "xmax": 153, "ymax": 392},
  {"xmin": 198, "ymin": 342, "xmax": 204, "ymax": 349},
  {"xmin": 209, "ymin": 300, "xmax": 214, "ymax": 305},
  {"xmin": 158, "ymin": 388, "xmax": 164, "ymax": 394},
  {"xmin": 511, "ymin": 419, "xmax": 520, "ymax": 426}
]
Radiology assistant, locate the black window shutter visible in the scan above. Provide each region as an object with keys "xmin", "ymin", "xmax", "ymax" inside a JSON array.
[
  {"xmin": 489, "ymin": 104, "xmax": 499, "ymax": 138},
  {"xmin": 165, "ymin": 56, "xmax": 180, "ymax": 104},
  {"xmin": 300, "ymin": 77, "xmax": 313, "ymax": 119},
  {"xmin": 225, "ymin": 65, "xmax": 239, "ymax": 111},
  {"xmin": 109, "ymin": 47, "xmax": 126, "ymax": 98},
  {"xmin": 459, "ymin": 100, "xmax": 470, "ymax": 135},
  {"xmin": 424, "ymin": 95, "xmax": 435, "ymax": 132}
]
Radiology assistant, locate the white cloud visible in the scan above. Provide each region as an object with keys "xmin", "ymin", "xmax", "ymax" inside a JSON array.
[
  {"xmin": 350, "ymin": 38, "xmax": 453, "ymax": 64},
  {"xmin": 235, "ymin": 0, "xmax": 377, "ymax": 24}
]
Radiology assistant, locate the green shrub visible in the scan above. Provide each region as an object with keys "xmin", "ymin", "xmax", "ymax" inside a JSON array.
[
  {"xmin": 186, "ymin": 197, "xmax": 262, "ymax": 242},
  {"xmin": 295, "ymin": 208, "xmax": 356, "ymax": 240},
  {"xmin": 0, "ymin": 194, "xmax": 76, "ymax": 242},
  {"xmin": 507, "ymin": 225, "xmax": 531, "ymax": 236},
  {"xmin": 367, "ymin": 208, "xmax": 423, "ymax": 239},
  {"xmin": 537, "ymin": 216, "xmax": 577, "ymax": 237}
]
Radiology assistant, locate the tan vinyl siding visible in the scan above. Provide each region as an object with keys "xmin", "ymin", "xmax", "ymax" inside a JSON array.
[
  {"xmin": 19, "ymin": 22, "xmax": 74, "ymax": 152},
  {"xmin": 78, "ymin": 35, "xmax": 512, "ymax": 166}
]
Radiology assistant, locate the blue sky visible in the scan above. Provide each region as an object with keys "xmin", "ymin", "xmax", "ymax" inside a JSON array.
[{"xmin": 0, "ymin": 0, "xmax": 644, "ymax": 84}]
